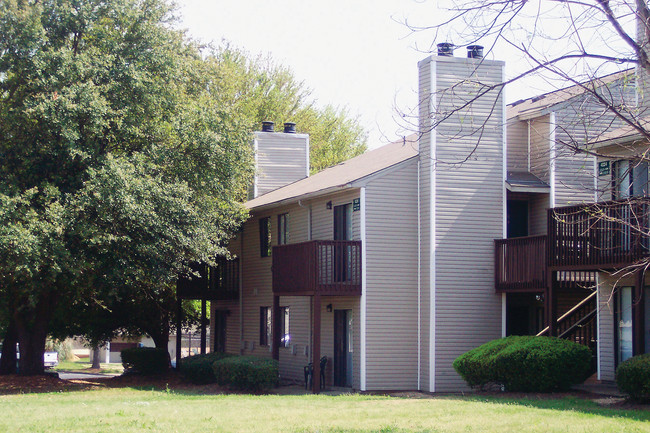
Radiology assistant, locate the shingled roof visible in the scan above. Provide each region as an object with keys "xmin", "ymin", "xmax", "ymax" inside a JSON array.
[{"xmin": 246, "ymin": 135, "xmax": 419, "ymax": 211}]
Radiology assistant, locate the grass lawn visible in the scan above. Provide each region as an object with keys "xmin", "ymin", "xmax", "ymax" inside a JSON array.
[
  {"xmin": 53, "ymin": 360, "xmax": 124, "ymax": 374},
  {"xmin": 0, "ymin": 388, "xmax": 649, "ymax": 433}
]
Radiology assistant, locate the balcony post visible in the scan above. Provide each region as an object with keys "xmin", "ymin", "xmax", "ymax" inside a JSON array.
[
  {"xmin": 200, "ymin": 298, "xmax": 207, "ymax": 355},
  {"xmin": 272, "ymin": 295, "xmax": 280, "ymax": 361},
  {"xmin": 312, "ymin": 293, "xmax": 321, "ymax": 394},
  {"xmin": 545, "ymin": 270, "xmax": 557, "ymax": 336},
  {"xmin": 633, "ymin": 268, "xmax": 645, "ymax": 355}
]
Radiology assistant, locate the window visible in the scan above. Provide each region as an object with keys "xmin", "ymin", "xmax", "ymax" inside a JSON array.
[
  {"xmin": 613, "ymin": 160, "xmax": 649, "ymax": 199},
  {"xmin": 280, "ymin": 307, "xmax": 290, "ymax": 348},
  {"xmin": 616, "ymin": 287, "xmax": 633, "ymax": 364},
  {"xmin": 278, "ymin": 213, "xmax": 288, "ymax": 245},
  {"xmin": 259, "ymin": 217, "xmax": 271, "ymax": 257},
  {"xmin": 259, "ymin": 307, "xmax": 271, "ymax": 346}
]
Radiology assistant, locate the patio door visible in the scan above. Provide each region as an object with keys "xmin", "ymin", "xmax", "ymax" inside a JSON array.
[
  {"xmin": 334, "ymin": 309, "xmax": 353, "ymax": 387},
  {"xmin": 333, "ymin": 204, "xmax": 352, "ymax": 282}
]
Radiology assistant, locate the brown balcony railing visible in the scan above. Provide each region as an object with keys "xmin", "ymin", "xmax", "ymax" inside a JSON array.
[
  {"xmin": 495, "ymin": 235, "xmax": 547, "ymax": 292},
  {"xmin": 548, "ymin": 198, "xmax": 650, "ymax": 268},
  {"xmin": 177, "ymin": 257, "xmax": 239, "ymax": 301},
  {"xmin": 272, "ymin": 240, "xmax": 362, "ymax": 296}
]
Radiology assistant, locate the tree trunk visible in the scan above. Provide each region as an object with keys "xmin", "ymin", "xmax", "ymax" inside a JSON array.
[
  {"xmin": 13, "ymin": 293, "xmax": 55, "ymax": 376},
  {"xmin": 91, "ymin": 345, "xmax": 102, "ymax": 369},
  {"xmin": 14, "ymin": 317, "xmax": 48, "ymax": 376},
  {"xmin": 0, "ymin": 320, "xmax": 18, "ymax": 375},
  {"xmin": 149, "ymin": 327, "xmax": 171, "ymax": 367}
]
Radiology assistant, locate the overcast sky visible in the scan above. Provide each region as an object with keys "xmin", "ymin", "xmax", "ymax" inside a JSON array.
[{"xmin": 175, "ymin": 0, "xmax": 632, "ymax": 148}]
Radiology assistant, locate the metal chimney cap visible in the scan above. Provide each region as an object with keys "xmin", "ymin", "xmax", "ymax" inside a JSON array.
[
  {"xmin": 261, "ymin": 121, "xmax": 275, "ymax": 132},
  {"xmin": 467, "ymin": 45, "xmax": 484, "ymax": 59},
  {"xmin": 283, "ymin": 122, "xmax": 296, "ymax": 133},
  {"xmin": 437, "ymin": 42, "xmax": 455, "ymax": 57}
]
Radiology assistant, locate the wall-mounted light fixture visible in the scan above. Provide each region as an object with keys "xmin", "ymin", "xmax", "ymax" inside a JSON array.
[
  {"xmin": 326, "ymin": 201, "xmax": 332, "ymax": 210},
  {"xmin": 326, "ymin": 304, "xmax": 333, "ymax": 312}
]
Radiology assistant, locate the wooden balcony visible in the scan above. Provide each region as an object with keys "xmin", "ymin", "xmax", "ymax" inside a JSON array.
[
  {"xmin": 548, "ymin": 198, "xmax": 650, "ymax": 269},
  {"xmin": 272, "ymin": 240, "xmax": 362, "ymax": 296},
  {"xmin": 177, "ymin": 257, "xmax": 239, "ymax": 301},
  {"xmin": 495, "ymin": 235, "xmax": 547, "ymax": 292}
]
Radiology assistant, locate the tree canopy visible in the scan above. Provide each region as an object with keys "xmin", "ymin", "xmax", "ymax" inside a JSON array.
[
  {"xmin": 0, "ymin": 0, "xmax": 368, "ymax": 374},
  {"xmin": 208, "ymin": 45, "xmax": 368, "ymax": 174},
  {"xmin": 0, "ymin": 0, "xmax": 254, "ymax": 374}
]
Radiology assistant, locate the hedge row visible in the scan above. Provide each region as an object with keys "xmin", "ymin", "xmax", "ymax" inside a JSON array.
[
  {"xmin": 212, "ymin": 356, "xmax": 279, "ymax": 391},
  {"xmin": 179, "ymin": 352, "xmax": 233, "ymax": 384},
  {"xmin": 453, "ymin": 336, "xmax": 592, "ymax": 392},
  {"xmin": 121, "ymin": 347, "xmax": 168, "ymax": 375}
]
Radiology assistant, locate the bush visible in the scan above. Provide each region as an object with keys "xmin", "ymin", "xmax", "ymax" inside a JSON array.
[
  {"xmin": 121, "ymin": 347, "xmax": 169, "ymax": 375},
  {"xmin": 179, "ymin": 352, "xmax": 233, "ymax": 384},
  {"xmin": 454, "ymin": 336, "xmax": 592, "ymax": 392},
  {"xmin": 616, "ymin": 354, "xmax": 650, "ymax": 401},
  {"xmin": 212, "ymin": 356, "xmax": 278, "ymax": 391}
]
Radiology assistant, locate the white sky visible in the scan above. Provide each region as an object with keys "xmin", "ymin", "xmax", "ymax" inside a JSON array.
[{"xmin": 176, "ymin": 0, "xmax": 634, "ymax": 148}]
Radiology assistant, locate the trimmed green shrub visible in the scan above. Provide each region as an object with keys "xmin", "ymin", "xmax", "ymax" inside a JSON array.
[
  {"xmin": 454, "ymin": 336, "xmax": 592, "ymax": 392},
  {"xmin": 212, "ymin": 356, "xmax": 279, "ymax": 391},
  {"xmin": 452, "ymin": 337, "xmax": 517, "ymax": 388},
  {"xmin": 616, "ymin": 354, "xmax": 650, "ymax": 401},
  {"xmin": 179, "ymin": 352, "xmax": 233, "ymax": 384},
  {"xmin": 121, "ymin": 347, "xmax": 168, "ymax": 375}
]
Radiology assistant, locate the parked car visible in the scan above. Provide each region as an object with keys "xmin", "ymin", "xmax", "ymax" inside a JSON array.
[{"xmin": 0, "ymin": 344, "xmax": 59, "ymax": 369}]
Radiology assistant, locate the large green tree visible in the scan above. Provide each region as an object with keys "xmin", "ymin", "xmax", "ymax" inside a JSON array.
[
  {"xmin": 209, "ymin": 46, "xmax": 368, "ymax": 174},
  {"xmin": 0, "ymin": 0, "xmax": 253, "ymax": 374}
]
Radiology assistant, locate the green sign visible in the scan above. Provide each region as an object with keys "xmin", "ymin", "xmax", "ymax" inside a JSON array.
[
  {"xmin": 353, "ymin": 198, "xmax": 360, "ymax": 211},
  {"xmin": 598, "ymin": 161, "xmax": 610, "ymax": 176}
]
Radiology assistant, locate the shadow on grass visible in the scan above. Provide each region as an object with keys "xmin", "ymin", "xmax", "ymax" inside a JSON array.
[{"xmin": 443, "ymin": 394, "xmax": 650, "ymax": 422}]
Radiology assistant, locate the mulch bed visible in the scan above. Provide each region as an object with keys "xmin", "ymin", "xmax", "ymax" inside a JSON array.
[{"xmin": 0, "ymin": 371, "xmax": 228, "ymax": 395}]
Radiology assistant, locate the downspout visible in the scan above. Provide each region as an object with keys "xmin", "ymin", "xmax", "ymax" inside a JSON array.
[
  {"xmin": 239, "ymin": 232, "xmax": 244, "ymax": 355},
  {"xmin": 417, "ymin": 159, "xmax": 422, "ymax": 390},
  {"xmin": 527, "ymin": 120, "xmax": 531, "ymax": 172},
  {"xmin": 360, "ymin": 187, "xmax": 367, "ymax": 391},
  {"xmin": 502, "ymin": 72, "xmax": 508, "ymax": 338},
  {"xmin": 549, "ymin": 112, "xmax": 557, "ymax": 208}
]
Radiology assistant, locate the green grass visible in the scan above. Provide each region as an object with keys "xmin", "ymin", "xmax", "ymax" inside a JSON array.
[
  {"xmin": 0, "ymin": 389, "xmax": 649, "ymax": 432},
  {"xmin": 53, "ymin": 360, "xmax": 124, "ymax": 374}
]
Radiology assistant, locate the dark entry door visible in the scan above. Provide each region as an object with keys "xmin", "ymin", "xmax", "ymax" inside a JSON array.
[
  {"xmin": 334, "ymin": 309, "xmax": 352, "ymax": 387},
  {"xmin": 214, "ymin": 310, "xmax": 227, "ymax": 353},
  {"xmin": 507, "ymin": 200, "xmax": 528, "ymax": 238}
]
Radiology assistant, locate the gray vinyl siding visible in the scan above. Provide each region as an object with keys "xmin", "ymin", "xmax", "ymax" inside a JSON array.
[
  {"xmin": 552, "ymin": 74, "xmax": 635, "ymax": 206},
  {"xmin": 417, "ymin": 57, "xmax": 433, "ymax": 391},
  {"xmin": 597, "ymin": 273, "xmax": 616, "ymax": 382},
  {"xmin": 507, "ymin": 118, "xmax": 529, "ymax": 171},
  {"xmin": 318, "ymin": 297, "xmax": 361, "ymax": 390},
  {"xmin": 254, "ymin": 132, "xmax": 309, "ymax": 197},
  {"xmin": 310, "ymin": 190, "xmax": 361, "ymax": 241},
  {"xmin": 529, "ymin": 193, "xmax": 549, "ymax": 236},
  {"xmin": 210, "ymin": 300, "xmax": 240, "ymax": 354},
  {"xmin": 430, "ymin": 55, "xmax": 504, "ymax": 392},
  {"xmin": 364, "ymin": 159, "xmax": 419, "ymax": 390},
  {"xmin": 529, "ymin": 115, "xmax": 551, "ymax": 183},
  {"xmin": 278, "ymin": 296, "xmax": 310, "ymax": 383}
]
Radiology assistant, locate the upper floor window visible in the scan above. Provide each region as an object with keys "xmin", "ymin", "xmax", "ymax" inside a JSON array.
[
  {"xmin": 613, "ymin": 160, "xmax": 649, "ymax": 199},
  {"xmin": 259, "ymin": 217, "xmax": 271, "ymax": 257},
  {"xmin": 278, "ymin": 213, "xmax": 288, "ymax": 245}
]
